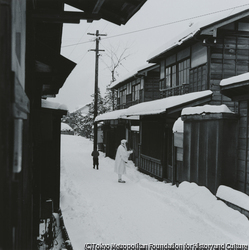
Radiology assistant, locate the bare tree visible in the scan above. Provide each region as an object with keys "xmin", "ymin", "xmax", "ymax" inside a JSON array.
[{"xmin": 101, "ymin": 42, "xmax": 132, "ymax": 111}]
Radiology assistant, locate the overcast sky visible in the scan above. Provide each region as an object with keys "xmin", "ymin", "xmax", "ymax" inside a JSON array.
[{"xmin": 50, "ymin": 0, "xmax": 249, "ymax": 112}]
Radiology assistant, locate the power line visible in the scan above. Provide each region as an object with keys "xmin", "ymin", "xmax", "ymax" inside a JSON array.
[{"xmin": 61, "ymin": 3, "xmax": 249, "ymax": 48}]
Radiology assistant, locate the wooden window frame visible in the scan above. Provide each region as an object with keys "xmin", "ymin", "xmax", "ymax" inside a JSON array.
[
  {"xmin": 132, "ymin": 83, "xmax": 141, "ymax": 101},
  {"xmin": 160, "ymin": 57, "xmax": 190, "ymax": 90}
]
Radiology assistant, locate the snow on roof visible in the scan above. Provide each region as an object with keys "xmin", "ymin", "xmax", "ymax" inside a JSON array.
[
  {"xmin": 148, "ymin": 6, "xmax": 249, "ymax": 61},
  {"xmin": 172, "ymin": 117, "xmax": 184, "ymax": 133},
  {"xmin": 220, "ymin": 72, "xmax": 249, "ymax": 87},
  {"xmin": 216, "ymin": 185, "xmax": 249, "ymax": 211},
  {"xmin": 181, "ymin": 104, "xmax": 233, "ymax": 116},
  {"xmin": 61, "ymin": 123, "xmax": 73, "ymax": 131},
  {"xmin": 110, "ymin": 63, "xmax": 156, "ymax": 89},
  {"xmin": 41, "ymin": 99, "xmax": 68, "ymax": 110},
  {"xmin": 122, "ymin": 90, "xmax": 212, "ymax": 117},
  {"xmin": 95, "ymin": 109, "xmax": 127, "ymax": 122}
]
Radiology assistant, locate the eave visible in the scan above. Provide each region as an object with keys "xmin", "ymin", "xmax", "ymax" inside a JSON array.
[
  {"xmin": 220, "ymin": 81, "xmax": 249, "ymax": 101},
  {"xmin": 148, "ymin": 7, "xmax": 249, "ymax": 63},
  {"xmin": 32, "ymin": 0, "xmax": 147, "ymax": 25},
  {"xmin": 29, "ymin": 0, "xmax": 147, "ymax": 97}
]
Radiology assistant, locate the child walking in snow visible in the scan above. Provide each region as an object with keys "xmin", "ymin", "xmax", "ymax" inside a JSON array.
[{"xmin": 91, "ymin": 149, "xmax": 99, "ymax": 170}]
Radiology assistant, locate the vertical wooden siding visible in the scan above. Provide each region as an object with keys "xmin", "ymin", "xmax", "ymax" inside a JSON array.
[
  {"xmin": 238, "ymin": 100, "xmax": 249, "ymax": 194},
  {"xmin": 210, "ymin": 33, "xmax": 249, "ymax": 111},
  {"xmin": 183, "ymin": 114, "xmax": 238, "ymax": 194},
  {"xmin": 144, "ymin": 72, "xmax": 160, "ymax": 102}
]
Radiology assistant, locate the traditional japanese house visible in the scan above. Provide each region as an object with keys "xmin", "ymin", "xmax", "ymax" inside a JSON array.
[
  {"xmin": 111, "ymin": 63, "xmax": 160, "ymax": 109},
  {"xmin": 95, "ymin": 109, "xmax": 130, "ymax": 159},
  {"xmin": 1, "ymin": 0, "xmax": 147, "ymax": 248},
  {"xmin": 96, "ymin": 64, "xmax": 160, "ymax": 162},
  {"xmin": 220, "ymin": 72, "xmax": 249, "ymax": 196},
  {"xmin": 123, "ymin": 91, "xmax": 213, "ymax": 181},
  {"xmin": 122, "ymin": 7, "xmax": 249, "ymax": 182}
]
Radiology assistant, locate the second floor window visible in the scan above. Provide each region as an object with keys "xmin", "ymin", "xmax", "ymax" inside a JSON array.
[
  {"xmin": 120, "ymin": 89, "xmax": 126, "ymax": 105},
  {"xmin": 132, "ymin": 83, "xmax": 140, "ymax": 101},
  {"xmin": 160, "ymin": 58, "xmax": 190, "ymax": 90},
  {"xmin": 179, "ymin": 59, "xmax": 190, "ymax": 85}
]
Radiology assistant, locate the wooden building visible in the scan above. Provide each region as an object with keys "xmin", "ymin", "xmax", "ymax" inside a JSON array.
[
  {"xmin": 180, "ymin": 105, "xmax": 238, "ymax": 194},
  {"xmin": 96, "ymin": 7, "xmax": 249, "ymax": 184},
  {"xmin": 95, "ymin": 109, "xmax": 128, "ymax": 159},
  {"xmin": 123, "ymin": 91, "xmax": 213, "ymax": 181},
  {"xmin": 120, "ymin": 7, "xmax": 249, "ymax": 182},
  {"xmin": 96, "ymin": 64, "xmax": 160, "ymax": 160},
  {"xmin": 0, "ymin": 0, "xmax": 147, "ymax": 249},
  {"xmin": 111, "ymin": 63, "xmax": 160, "ymax": 109},
  {"xmin": 220, "ymin": 72, "xmax": 249, "ymax": 196}
]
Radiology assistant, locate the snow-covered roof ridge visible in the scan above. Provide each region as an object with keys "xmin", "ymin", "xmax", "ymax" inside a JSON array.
[
  {"xmin": 181, "ymin": 104, "xmax": 233, "ymax": 116},
  {"xmin": 220, "ymin": 72, "xmax": 249, "ymax": 87},
  {"xmin": 148, "ymin": 6, "xmax": 249, "ymax": 62},
  {"xmin": 110, "ymin": 63, "xmax": 156, "ymax": 89},
  {"xmin": 95, "ymin": 109, "xmax": 127, "ymax": 122},
  {"xmin": 71, "ymin": 102, "xmax": 91, "ymax": 113},
  {"xmin": 122, "ymin": 90, "xmax": 213, "ymax": 117}
]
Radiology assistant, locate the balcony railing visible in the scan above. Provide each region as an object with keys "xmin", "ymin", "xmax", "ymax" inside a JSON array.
[{"xmin": 160, "ymin": 84, "xmax": 189, "ymax": 98}]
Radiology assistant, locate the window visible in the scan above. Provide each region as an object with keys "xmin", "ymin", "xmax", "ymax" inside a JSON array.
[
  {"xmin": 120, "ymin": 89, "xmax": 126, "ymax": 105},
  {"xmin": 132, "ymin": 83, "xmax": 140, "ymax": 101},
  {"xmin": 160, "ymin": 58, "xmax": 190, "ymax": 90},
  {"xmin": 127, "ymin": 82, "xmax": 131, "ymax": 94},
  {"xmin": 178, "ymin": 58, "xmax": 190, "ymax": 85},
  {"xmin": 165, "ymin": 67, "xmax": 171, "ymax": 88}
]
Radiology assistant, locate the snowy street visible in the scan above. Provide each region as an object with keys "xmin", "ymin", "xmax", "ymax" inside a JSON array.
[{"xmin": 60, "ymin": 135, "xmax": 249, "ymax": 249}]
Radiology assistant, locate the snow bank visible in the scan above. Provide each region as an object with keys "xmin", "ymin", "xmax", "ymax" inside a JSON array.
[
  {"xmin": 60, "ymin": 136, "xmax": 249, "ymax": 247},
  {"xmin": 216, "ymin": 185, "xmax": 249, "ymax": 211}
]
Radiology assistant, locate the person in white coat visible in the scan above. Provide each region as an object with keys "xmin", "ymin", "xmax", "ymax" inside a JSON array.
[{"xmin": 114, "ymin": 139, "xmax": 133, "ymax": 183}]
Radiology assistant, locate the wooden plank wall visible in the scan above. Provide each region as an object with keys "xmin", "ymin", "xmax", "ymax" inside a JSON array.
[
  {"xmin": 144, "ymin": 72, "xmax": 160, "ymax": 102},
  {"xmin": 238, "ymin": 100, "xmax": 249, "ymax": 194},
  {"xmin": 0, "ymin": 3, "xmax": 14, "ymax": 249},
  {"xmin": 210, "ymin": 33, "xmax": 249, "ymax": 112},
  {"xmin": 183, "ymin": 115, "xmax": 237, "ymax": 194}
]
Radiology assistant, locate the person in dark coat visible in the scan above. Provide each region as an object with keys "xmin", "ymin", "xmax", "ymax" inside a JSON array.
[{"xmin": 91, "ymin": 150, "xmax": 99, "ymax": 169}]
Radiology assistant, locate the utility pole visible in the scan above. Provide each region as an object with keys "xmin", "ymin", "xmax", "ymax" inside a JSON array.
[{"xmin": 88, "ymin": 30, "xmax": 106, "ymax": 151}]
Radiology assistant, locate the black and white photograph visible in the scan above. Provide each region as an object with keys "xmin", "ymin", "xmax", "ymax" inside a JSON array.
[{"xmin": 1, "ymin": 0, "xmax": 249, "ymax": 249}]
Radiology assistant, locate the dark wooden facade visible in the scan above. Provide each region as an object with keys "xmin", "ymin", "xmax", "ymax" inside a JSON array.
[
  {"xmin": 221, "ymin": 76, "xmax": 249, "ymax": 196},
  {"xmin": 103, "ymin": 121, "xmax": 126, "ymax": 159},
  {"xmin": 112, "ymin": 64, "xmax": 160, "ymax": 109},
  {"xmin": 149, "ymin": 11, "xmax": 249, "ymax": 114},
  {"xmin": 181, "ymin": 112, "xmax": 238, "ymax": 194},
  {"xmin": 99, "ymin": 64, "xmax": 160, "ymax": 160},
  {"xmin": 137, "ymin": 92, "xmax": 213, "ymax": 181},
  {"xmin": 139, "ymin": 9, "xmax": 249, "ymax": 181},
  {"xmin": 1, "ymin": 0, "xmax": 147, "ymax": 248}
]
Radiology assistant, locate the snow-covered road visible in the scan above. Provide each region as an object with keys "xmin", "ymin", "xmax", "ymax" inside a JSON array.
[{"xmin": 60, "ymin": 135, "xmax": 249, "ymax": 249}]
